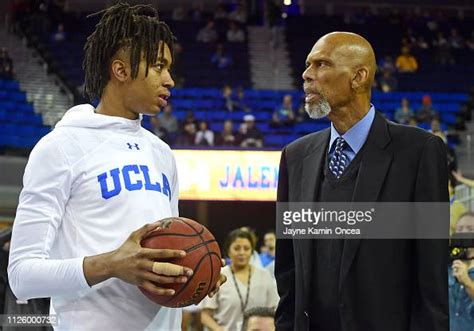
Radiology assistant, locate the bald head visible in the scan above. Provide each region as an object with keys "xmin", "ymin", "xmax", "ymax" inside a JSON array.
[
  {"xmin": 313, "ymin": 32, "xmax": 376, "ymax": 92},
  {"xmin": 302, "ymin": 31, "xmax": 377, "ymax": 122}
]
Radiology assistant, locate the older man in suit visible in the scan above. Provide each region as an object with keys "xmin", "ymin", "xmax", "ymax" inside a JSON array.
[{"xmin": 274, "ymin": 32, "xmax": 449, "ymax": 331}]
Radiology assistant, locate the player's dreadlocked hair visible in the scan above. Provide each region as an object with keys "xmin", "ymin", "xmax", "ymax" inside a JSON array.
[{"xmin": 83, "ymin": 1, "xmax": 176, "ymax": 101}]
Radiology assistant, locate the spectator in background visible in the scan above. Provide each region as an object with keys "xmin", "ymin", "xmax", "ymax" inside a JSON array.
[
  {"xmin": 158, "ymin": 104, "xmax": 178, "ymax": 145},
  {"xmin": 211, "ymin": 44, "xmax": 233, "ymax": 69},
  {"xmin": 171, "ymin": 5, "xmax": 186, "ymax": 21},
  {"xmin": 259, "ymin": 231, "xmax": 276, "ymax": 267},
  {"xmin": 228, "ymin": 3, "xmax": 247, "ymax": 24},
  {"xmin": 449, "ymin": 213, "xmax": 474, "ymax": 331},
  {"xmin": 415, "ymin": 36, "xmax": 429, "ymax": 49},
  {"xmin": 227, "ymin": 21, "xmax": 245, "ymax": 42},
  {"xmin": 404, "ymin": 28, "xmax": 417, "ymax": 48},
  {"xmin": 214, "ymin": 4, "xmax": 228, "ymax": 20},
  {"xmin": 242, "ymin": 307, "xmax": 276, "ymax": 331},
  {"xmin": 379, "ymin": 56, "xmax": 396, "ymax": 74},
  {"xmin": 179, "ymin": 111, "xmax": 198, "ymax": 145},
  {"xmin": 449, "ymin": 28, "xmax": 464, "ymax": 49},
  {"xmin": 430, "ymin": 119, "xmax": 447, "ymax": 143},
  {"xmin": 394, "ymin": 98, "xmax": 414, "ymax": 124},
  {"xmin": 408, "ymin": 117, "xmax": 418, "ymax": 126},
  {"xmin": 150, "ymin": 116, "xmax": 167, "ymax": 141},
  {"xmin": 433, "ymin": 31, "xmax": 448, "ymax": 48},
  {"xmin": 52, "ymin": 23, "xmax": 66, "ymax": 42},
  {"xmin": 425, "ymin": 13, "xmax": 439, "ymax": 32},
  {"xmin": 447, "ymin": 144, "xmax": 458, "ymax": 173},
  {"xmin": 395, "ymin": 46, "xmax": 418, "ymax": 73},
  {"xmin": 434, "ymin": 32, "xmax": 455, "ymax": 66},
  {"xmin": 431, "ymin": 119, "xmax": 458, "ymax": 172},
  {"xmin": 416, "ymin": 95, "xmax": 438, "ymax": 124},
  {"xmin": 466, "ymin": 31, "xmax": 474, "ymax": 50},
  {"xmin": 222, "ymin": 85, "xmax": 237, "ymax": 111},
  {"xmin": 217, "ymin": 119, "xmax": 237, "ymax": 146},
  {"xmin": 295, "ymin": 95, "xmax": 310, "ymax": 122},
  {"xmin": 452, "ymin": 170, "xmax": 474, "ymax": 189},
  {"xmin": 235, "ymin": 87, "xmax": 252, "ymax": 112},
  {"xmin": 200, "ymin": 229, "xmax": 279, "ymax": 331},
  {"xmin": 379, "ymin": 70, "xmax": 398, "ymax": 93},
  {"xmin": 196, "ymin": 20, "xmax": 218, "ymax": 43},
  {"xmin": 240, "ymin": 226, "xmax": 264, "ymax": 269},
  {"xmin": 449, "ymin": 175, "xmax": 467, "ymax": 237},
  {"xmin": 239, "ymin": 115, "xmax": 263, "ymax": 148},
  {"xmin": 191, "ymin": 1, "xmax": 204, "ymax": 21},
  {"xmin": 194, "ymin": 121, "xmax": 214, "ymax": 146},
  {"xmin": 271, "ymin": 94, "xmax": 295, "ymax": 127},
  {"xmin": 0, "ymin": 48, "xmax": 14, "ymax": 80},
  {"xmin": 434, "ymin": 130, "xmax": 458, "ymax": 173}
]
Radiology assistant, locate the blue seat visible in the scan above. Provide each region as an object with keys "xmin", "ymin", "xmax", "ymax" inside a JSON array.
[
  {"xmin": 265, "ymin": 134, "xmax": 285, "ymax": 146},
  {"xmin": 207, "ymin": 111, "xmax": 227, "ymax": 121},
  {"xmin": 4, "ymin": 80, "xmax": 20, "ymax": 91},
  {"xmin": 11, "ymin": 92, "xmax": 27, "ymax": 103},
  {"xmin": 255, "ymin": 123, "xmax": 269, "ymax": 131},
  {"xmin": 440, "ymin": 113, "xmax": 457, "ymax": 125},
  {"xmin": 295, "ymin": 122, "xmax": 318, "ymax": 134},
  {"xmin": 209, "ymin": 122, "xmax": 223, "ymax": 132},
  {"xmin": 0, "ymin": 101, "xmax": 15, "ymax": 112},
  {"xmin": 18, "ymin": 103, "xmax": 35, "ymax": 113}
]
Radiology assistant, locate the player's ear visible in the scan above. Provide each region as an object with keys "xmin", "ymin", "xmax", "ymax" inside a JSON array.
[{"xmin": 110, "ymin": 59, "xmax": 130, "ymax": 82}]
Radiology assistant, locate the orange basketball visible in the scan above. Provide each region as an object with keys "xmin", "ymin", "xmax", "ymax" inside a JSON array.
[{"xmin": 139, "ymin": 217, "xmax": 222, "ymax": 308}]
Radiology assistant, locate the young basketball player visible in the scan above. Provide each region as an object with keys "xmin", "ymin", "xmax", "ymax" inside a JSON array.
[{"xmin": 8, "ymin": 3, "xmax": 224, "ymax": 330}]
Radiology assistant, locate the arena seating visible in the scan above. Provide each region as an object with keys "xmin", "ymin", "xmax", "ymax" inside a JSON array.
[
  {"xmin": 0, "ymin": 81, "xmax": 465, "ymax": 150},
  {"xmin": 0, "ymin": 79, "xmax": 50, "ymax": 149},
  {"xmin": 150, "ymin": 88, "xmax": 465, "ymax": 148},
  {"xmin": 10, "ymin": 10, "xmax": 470, "ymax": 150},
  {"xmin": 285, "ymin": 15, "xmax": 474, "ymax": 92},
  {"xmin": 32, "ymin": 12, "xmax": 251, "ymax": 90}
]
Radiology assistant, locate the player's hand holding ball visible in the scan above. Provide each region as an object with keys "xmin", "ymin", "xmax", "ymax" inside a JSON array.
[
  {"xmin": 84, "ymin": 218, "xmax": 226, "ymax": 307},
  {"xmin": 109, "ymin": 221, "xmax": 194, "ymax": 296},
  {"xmin": 139, "ymin": 217, "xmax": 225, "ymax": 307}
]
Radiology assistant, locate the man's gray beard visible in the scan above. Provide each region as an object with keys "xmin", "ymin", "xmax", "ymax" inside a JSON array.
[{"xmin": 305, "ymin": 98, "xmax": 332, "ymax": 119}]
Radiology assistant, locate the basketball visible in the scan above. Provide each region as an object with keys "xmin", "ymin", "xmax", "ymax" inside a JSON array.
[{"xmin": 139, "ymin": 217, "xmax": 222, "ymax": 308}]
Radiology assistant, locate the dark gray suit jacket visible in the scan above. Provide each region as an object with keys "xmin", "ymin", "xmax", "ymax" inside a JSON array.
[{"xmin": 275, "ymin": 112, "xmax": 449, "ymax": 331}]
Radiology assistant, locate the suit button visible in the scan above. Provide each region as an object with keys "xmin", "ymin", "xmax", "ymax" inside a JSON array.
[
  {"xmin": 339, "ymin": 303, "xmax": 345, "ymax": 309},
  {"xmin": 304, "ymin": 310, "xmax": 309, "ymax": 317}
]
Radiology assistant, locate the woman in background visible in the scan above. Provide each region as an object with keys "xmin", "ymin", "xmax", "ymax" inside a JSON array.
[{"xmin": 200, "ymin": 229, "xmax": 279, "ymax": 330}]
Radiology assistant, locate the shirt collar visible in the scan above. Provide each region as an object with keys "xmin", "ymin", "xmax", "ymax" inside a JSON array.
[{"xmin": 329, "ymin": 105, "xmax": 375, "ymax": 153}]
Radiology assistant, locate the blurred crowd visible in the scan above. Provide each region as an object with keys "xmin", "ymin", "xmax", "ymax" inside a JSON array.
[
  {"xmin": 151, "ymin": 105, "xmax": 264, "ymax": 149},
  {"xmin": 151, "ymin": 86, "xmax": 474, "ymax": 154}
]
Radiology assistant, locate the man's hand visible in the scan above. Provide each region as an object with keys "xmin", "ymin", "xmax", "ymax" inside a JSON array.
[
  {"xmin": 84, "ymin": 222, "xmax": 193, "ymax": 296},
  {"xmin": 208, "ymin": 259, "xmax": 227, "ymax": 298},
  {"xmin": 452, "ymin": 260, "xmax": 472, "ymax": 286}
]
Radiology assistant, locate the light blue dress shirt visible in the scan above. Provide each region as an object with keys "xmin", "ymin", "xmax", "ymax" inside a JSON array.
[{"xmin": 328, "ymin": 105, "xmax": 376, "ymax": 163}]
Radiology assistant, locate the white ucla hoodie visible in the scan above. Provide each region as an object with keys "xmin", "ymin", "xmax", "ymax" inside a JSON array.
[{"xmin": 8, "ymin": 104, "xmax": 181, "ymax": 330}]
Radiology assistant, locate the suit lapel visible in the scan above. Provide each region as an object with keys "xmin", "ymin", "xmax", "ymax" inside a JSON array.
[
  {"xmin": 299, "ymin": 129, "xmax": 329, "ymax": 307},
  {"xmin": 301, "ymin": 130, "xmax": 329, "ymax": 201},
  {"xmin": 339, "ymin": 112, "xmax": 393, "ymax": 292}
]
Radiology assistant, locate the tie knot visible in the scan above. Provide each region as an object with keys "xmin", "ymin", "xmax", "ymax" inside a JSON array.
[{"xmin": 334, "ymin": 137, "xmax": 347, "ymax": 151}]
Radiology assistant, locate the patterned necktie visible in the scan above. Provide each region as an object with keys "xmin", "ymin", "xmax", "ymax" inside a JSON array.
[{"xmin": 329, "ymin": 137, "xmax": 349, "ymax": 179}]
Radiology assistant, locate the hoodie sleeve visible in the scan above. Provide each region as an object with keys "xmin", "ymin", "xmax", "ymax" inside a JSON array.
[{"xmin": 8, "ymin": 135, "xmax": 90, "ymax": 300}]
